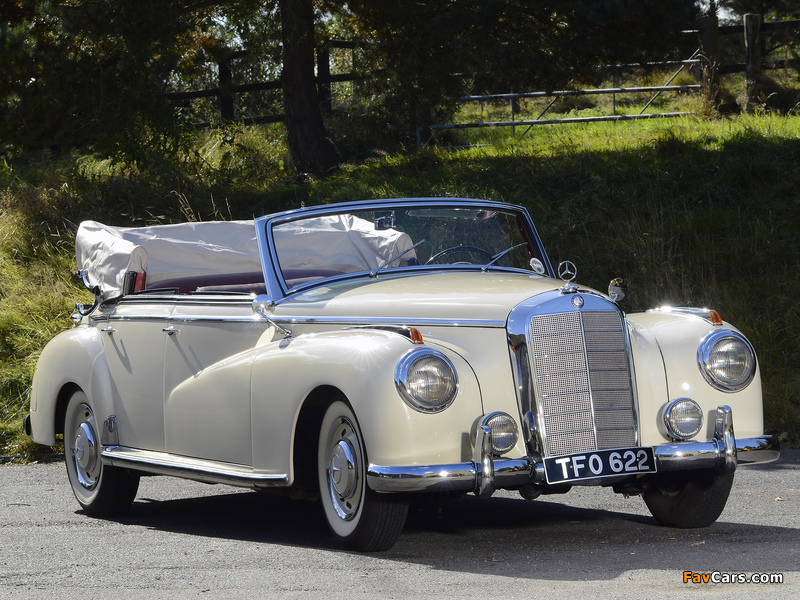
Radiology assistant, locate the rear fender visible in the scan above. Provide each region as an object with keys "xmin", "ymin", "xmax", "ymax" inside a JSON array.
[{"xmin": 29, "ymin": 327, "xmax": 116, "ymax": 445}]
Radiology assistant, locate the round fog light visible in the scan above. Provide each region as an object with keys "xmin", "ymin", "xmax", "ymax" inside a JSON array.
[
  {"xmin": 664, "ymin": 398, "xmax": 704, "ymax": 440},
  {"xmin": 484, "ymin": 412, "xmax": 519, "ymax": 455}
]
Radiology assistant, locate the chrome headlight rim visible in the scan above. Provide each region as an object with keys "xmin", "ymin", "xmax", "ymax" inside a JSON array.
[
  {"xmin": 395, "ymin": 348, "xmax": 458, "ymax": 413},
  {"xmin": 663, "ymin": 398, "xmax": 704, "ymax": 441},
  {"xmin": 698, "ymin": 329, "xmax": 757, "ymax": 393}
]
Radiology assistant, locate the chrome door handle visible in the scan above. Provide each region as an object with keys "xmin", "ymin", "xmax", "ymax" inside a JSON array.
[{"xmin": 162, "ymin": 326, "xmax": 180, "ymax": 335}]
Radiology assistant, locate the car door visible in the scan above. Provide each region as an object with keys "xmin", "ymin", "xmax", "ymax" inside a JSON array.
[
  {"xmin": 162, "ymin": 297, "xmax": 267, "ymax": 465},
  {"xmin": 98, "ymin": 299, "xmax": 172, "ymax": 451}
]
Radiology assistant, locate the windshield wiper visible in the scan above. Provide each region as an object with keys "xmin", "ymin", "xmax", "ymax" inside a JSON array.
[
  {"xmin": 370, "ymin": 239, "xmax": 427, "ymax": 278},
  {"xmin": 481, "ymin": 243, "xmax": 528, "ymax": 272}
]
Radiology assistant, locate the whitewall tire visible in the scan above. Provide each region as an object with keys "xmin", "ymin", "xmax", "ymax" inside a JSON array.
[
  {"xmin": 317, "ymin": 400, "xmax": 408, "ymax": 551},
  {"xmin": 64, "ymin": 390, "xmax": 139, "ymax": 517}
]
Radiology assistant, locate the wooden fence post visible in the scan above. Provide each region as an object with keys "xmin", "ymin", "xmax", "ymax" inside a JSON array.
[
  {"xmin": 415, "ymin": 99, "xmax": 432, "ymax": 147},
  {"xmin": 698, "ymin": 11, "xmax": 720, "ymax": 111},
  {"xmin": 744, "ymin": 13, "xmax": 763, "ymax": 113}
]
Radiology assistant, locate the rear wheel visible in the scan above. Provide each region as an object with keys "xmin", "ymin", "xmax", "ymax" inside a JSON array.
[
  {"xmin": 317, "ymin": 400, "xmax": 408, "ymax": 551},
  {"xmin": 643, "ymin": 469, "xmax": 733, "ymax": 528},
  {"xmin": 64, "ymin": 390, "xmax": 139, "ymax": 517}
]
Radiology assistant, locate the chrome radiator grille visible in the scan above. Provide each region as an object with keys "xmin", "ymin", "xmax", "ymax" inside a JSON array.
[{"xmin": 529, "ymin": 310, "xmax": 636, "ymax": 457}]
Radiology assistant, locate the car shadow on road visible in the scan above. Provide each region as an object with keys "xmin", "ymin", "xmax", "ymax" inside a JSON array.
[
  {"xmin": 107, "ymin": 479, "xmax": 798, "ymax": 582},
  {"xmin": 122, "ymin": 488, "xmax": 340, "ymax": 550}
]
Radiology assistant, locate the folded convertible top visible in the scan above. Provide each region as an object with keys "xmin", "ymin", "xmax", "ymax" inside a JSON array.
[{"xmin": 75, "ymin": 220, "xmax": 260, "ymax": 300}]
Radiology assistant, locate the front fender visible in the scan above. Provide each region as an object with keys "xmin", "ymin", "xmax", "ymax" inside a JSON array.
[
  {"xmin": 249, "ymin": 329, "xmax": 483, "ymax": 481},
  {"xmin": 627, "ymin": 312, "xmax": 764, "ymax": 445},
  {"xmin": 29, "ymin": 326, "xmax": 116, "ymax": 445}
]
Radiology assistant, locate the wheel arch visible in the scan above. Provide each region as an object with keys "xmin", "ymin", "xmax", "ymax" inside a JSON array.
[
  {"xmin": 54, "ymin": 382, "xmax": 84, "ymax": 436},
  {"xmin": 292, "ymin": 385, "xmax": 349, "ymax": 490}
]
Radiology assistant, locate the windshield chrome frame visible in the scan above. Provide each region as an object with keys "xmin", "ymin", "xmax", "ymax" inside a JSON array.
[{"xmin": 255, "ymin": 198, "xmax": 554, "ymax": 302}]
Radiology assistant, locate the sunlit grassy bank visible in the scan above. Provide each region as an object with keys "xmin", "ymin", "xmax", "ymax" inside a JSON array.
[{"xmin": 2, "ymin": 114, "xmax": 799, "ymax": 458}]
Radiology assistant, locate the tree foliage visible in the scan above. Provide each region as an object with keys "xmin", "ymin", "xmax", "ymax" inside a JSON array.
[
  {"xmin": 1, "ymin": 1, "xmax": 266, "ymax": 158},
  {"xmin": 345, "ymin": 0, "xmax": 699, "ymax": 133},
  {"xmin": 720, "ymin": 0, "xmax": 800, "ymax": 19},
  {"xmin": 2, "ymin": 0, "xmax": 702, "ymax": 162}
]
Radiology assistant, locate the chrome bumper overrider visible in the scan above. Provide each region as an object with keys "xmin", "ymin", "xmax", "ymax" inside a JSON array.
[{"xmin": 366, "ymin": 405, "xmax": 780, "ymax": 496}]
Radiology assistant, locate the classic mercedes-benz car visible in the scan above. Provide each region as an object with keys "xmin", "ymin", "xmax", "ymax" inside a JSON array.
[{"xmin": 25, "ymin": 197, "xmax": 779, "ymax": 551}]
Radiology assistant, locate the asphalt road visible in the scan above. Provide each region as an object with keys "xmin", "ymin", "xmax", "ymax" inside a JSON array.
[{"xmin": 1, "ymin": 451, "xmax": 798, "ymax": 599}]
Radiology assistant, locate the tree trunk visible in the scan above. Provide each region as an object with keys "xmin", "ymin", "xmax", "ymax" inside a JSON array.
[{"xmin": 280, "ymin": 0, "xmax": 338, "ymax": 178}]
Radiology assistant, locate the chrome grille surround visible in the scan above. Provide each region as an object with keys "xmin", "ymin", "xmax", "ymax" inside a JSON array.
[{"xmin": 507, "ymin": 291, "xmax": 640, "ymax": 458}]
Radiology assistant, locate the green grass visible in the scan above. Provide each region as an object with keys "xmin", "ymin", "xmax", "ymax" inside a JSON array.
[{"xmin": 1, "ymin": 112, "xmax": 799, "ymax": 458}]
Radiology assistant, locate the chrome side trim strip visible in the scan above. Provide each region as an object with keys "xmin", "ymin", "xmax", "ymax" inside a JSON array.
[
  {"xmin": 95, "ymin": 314, "xmax": 262, "ymax": 324},
  {"xmin": 346, "ymin": 324, "xmax": 424, "ymax": 343},
  {"xmin": 116, "ymin": 296, "xmax": 256, "ymax": 305},
  {"xmin": 94, "ymin": 313, "xmax": 505, "ymax": 328},
  {"xmin": 101, "ymin": 446, "xmax": 289, "ymax": 489},
  {"xmin": 647, "ymin": 306, "xmax": 719, "ymax": 325},
  {"xmin": 271, "ymin": 316, "xmax": 507, "ymax": 328}
]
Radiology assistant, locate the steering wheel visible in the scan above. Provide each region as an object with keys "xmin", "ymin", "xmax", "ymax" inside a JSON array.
[{"xmin": 426, "ymin": 245, "xmax": 493, "ymax": 265}]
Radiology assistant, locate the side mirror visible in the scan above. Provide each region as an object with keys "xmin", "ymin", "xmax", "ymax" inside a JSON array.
[
  {"xmin": 608, "ymin": 278, "xmax": 627, "ymax": 303},
  {"xmin": 252, "ymin": 295, "xmax": 291, "ymax": 339}
]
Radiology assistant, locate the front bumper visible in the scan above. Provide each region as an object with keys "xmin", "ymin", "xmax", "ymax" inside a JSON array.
[{"xmin": 366, "ymin": 405, "xmax": 780, "ymax": 495}]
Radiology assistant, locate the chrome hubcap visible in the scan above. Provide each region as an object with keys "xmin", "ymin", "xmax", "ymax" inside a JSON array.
[
  {"xmin": 326, "ymin": 417, "xmax": 362, "ymax": 521},
  {"xmin": 70, "ymin": 405, "xmax": 100, "ymax": 490},
  {"xmin": 74, "ymin": 423, "xmax": 97, "ymax": 473},
  {"xmin": 330, "ymin": 439, "xmax": 357, "ymax": 499}
]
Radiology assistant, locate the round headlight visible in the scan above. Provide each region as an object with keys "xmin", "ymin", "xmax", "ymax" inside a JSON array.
[
  {"xmin": 483, "ymin": 412, "xmax": 519, "ymax": 455},
  {"xmin": 664, "ymin": 398, "xmax": 704, "ymax": 440},
  {"xmin": 395, "ymin": 349, "xmax": 458, "ymax": 413},
  {"xmin": 698, "ymin": 330, "xmax": 756, "ymax": 392}
]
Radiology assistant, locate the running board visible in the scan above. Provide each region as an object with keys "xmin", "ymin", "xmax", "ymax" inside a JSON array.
[{"xmin": 101, "ymin": 446, "xmax": 289, "ymax": 489}]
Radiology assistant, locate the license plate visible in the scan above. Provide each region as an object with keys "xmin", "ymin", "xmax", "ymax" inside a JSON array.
[{"xmin": 543, "ymin": 447, "xmax": 657, "ymax": 484}]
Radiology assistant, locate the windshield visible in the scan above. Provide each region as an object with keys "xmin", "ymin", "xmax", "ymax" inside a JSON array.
[{"xmin": 270, "ymin": 205, "xmax": 542, "ymax": 290}]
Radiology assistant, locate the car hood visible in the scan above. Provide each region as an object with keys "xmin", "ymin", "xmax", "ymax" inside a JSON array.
[{"xmin": 274, "ymin": 270, "xmax": 586, "ymax": 323}]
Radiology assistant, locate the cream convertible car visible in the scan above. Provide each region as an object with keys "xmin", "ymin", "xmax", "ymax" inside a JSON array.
[{"xmin": 26, "ymin": 198, "xmax": 778, "ymax": 551}]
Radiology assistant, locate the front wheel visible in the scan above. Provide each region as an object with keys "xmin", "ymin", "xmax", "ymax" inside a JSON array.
[
  {"xmin": 643, "ymin": 469, "xmax": 733, "ymax": 528},
  {"xmin": 64, "ymin": 390, "xmax": 139, "ymax": 517},
  {"xmin": 317, "ymin": 400, "xmax": 408, "ymax": 551}
]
